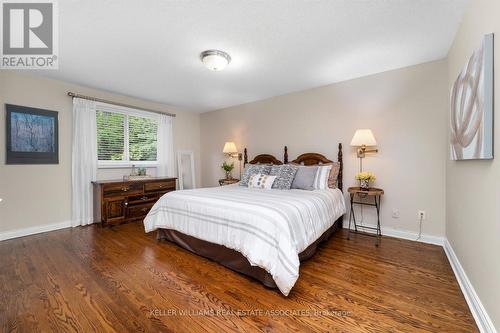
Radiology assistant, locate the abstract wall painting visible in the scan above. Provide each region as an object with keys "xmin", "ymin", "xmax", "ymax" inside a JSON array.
[
  {"xmin": 450, "ymin": 33, "xmax": 494, "ymax": 160},
  {"xmin": 6, "ymin": 104, "xmax": 59, "ymax": 164}
]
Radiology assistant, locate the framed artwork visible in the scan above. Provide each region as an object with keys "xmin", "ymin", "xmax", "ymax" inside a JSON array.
[
  {"xmin": 450, "ymin": 33, "xmax": 494, "ymax": 160},
  {"xmin": 6, "ymin": 104, "xmax": 59, "ymax": 164}
]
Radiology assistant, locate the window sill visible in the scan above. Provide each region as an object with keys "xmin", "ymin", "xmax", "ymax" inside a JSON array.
[{"xmin": 98, "ymin": 163, "xmax": 159, "ymax": 169}]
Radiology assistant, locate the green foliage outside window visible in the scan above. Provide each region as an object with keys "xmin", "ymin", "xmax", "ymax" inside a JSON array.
[
  {"xmin": 96, "ymin": 111, "xmax": 158, "ymax": 162},
  {"xmin": 129, "ymin": 115, "xmax": 157, "ymax": 161}
]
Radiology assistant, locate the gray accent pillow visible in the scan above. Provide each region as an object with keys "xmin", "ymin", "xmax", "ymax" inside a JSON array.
[
  {"xmin": 269, "ymin": 165, "xmax": 299, "ymax": 190},
  {"xmin": 291, "ymin": 166, "xmax": 319, "ymax": 190},
  {"xmin": 240, "ymin": 164, "xmax": 272, "ymax": 186}
]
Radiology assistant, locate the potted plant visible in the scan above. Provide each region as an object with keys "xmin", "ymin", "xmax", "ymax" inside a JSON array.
[
  {"xmin": 355, "ymin": 171, "xmax": 376, "ymax": 190},
  {"xmin": 221, "ymin": 161, "xmax": 235, "ymax": 180}
]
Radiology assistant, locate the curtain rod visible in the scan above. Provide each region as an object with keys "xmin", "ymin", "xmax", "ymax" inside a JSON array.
[{"xmin": 67, "ymin": 92, "xmax": 176, "ymax": 117}]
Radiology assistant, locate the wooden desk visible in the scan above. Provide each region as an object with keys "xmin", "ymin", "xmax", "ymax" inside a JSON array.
[{"xmin": 92, "ymin": 177, "xmax": 176, "ymax": 226}]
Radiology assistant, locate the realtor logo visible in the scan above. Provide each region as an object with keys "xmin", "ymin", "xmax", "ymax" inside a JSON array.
[{"xmin": 1, "ymin": 0, "xmax": 58, "ymax": 69}]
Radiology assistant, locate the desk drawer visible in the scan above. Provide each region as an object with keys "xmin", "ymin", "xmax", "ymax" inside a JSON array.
[
  {"xmin": 127, "ymin": 193, "xmax": 158, "ymax": 205},
  {"xmin": 144, "ymin": 180, "xmax": 175, "ymax": 192},
  {"xmin": 103, "ymin": 182, "xmax": 142, "ymax": 197},
  {"xmin": 127, "ymin": 203, "xmax": 154, "ymax": 219}
]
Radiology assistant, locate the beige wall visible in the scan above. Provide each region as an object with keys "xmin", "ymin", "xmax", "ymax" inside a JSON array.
[
  {"xmin": 0, "ymin": 71, "xmax": 201, "ymax": 233},
  {"xmin": 201, "ymin": 60, "xmax": 448, "ymax": 238},
  {"xmin": 446, "ymin": 0, "xmax": 500, "ymax": 328}
]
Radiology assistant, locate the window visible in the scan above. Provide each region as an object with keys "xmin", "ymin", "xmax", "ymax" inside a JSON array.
[{"xmin": 96, "ymin": 105, "xmax": 158, "ymax": 167}]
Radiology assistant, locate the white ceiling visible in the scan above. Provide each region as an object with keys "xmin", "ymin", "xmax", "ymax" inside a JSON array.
[{"xmin": 36, "ymin": 0, "xmax": 469, "ymax": 112}]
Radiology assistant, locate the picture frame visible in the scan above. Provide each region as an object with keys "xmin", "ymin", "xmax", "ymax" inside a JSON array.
[{"xmin": 6, "ymin": 104, "xmax": 59, "ymax": 164}]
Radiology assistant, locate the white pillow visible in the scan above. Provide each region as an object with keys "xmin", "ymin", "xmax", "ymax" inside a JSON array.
[
  {"xmin": 313, "ymin": 165, "xmax": 332, "ymax": 190},
  {"xmin": 248, "ymin": 173, "xmax": 277, "ymax": 189}
]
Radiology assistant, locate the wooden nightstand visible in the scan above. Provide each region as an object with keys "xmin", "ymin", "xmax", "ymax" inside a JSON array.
[
  {"xmin": 347, "ymin": 187, "xmax": 384, "ymax": 246},
  {"xmin": 219, "ymin": 178, "xmax": 239, "ymax": 186}
]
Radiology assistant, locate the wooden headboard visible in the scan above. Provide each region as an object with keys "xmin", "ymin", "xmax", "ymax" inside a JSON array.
[
  {"xmin": 289, "ymin": 143, "xmax": 343, "ymax": 192},
  {"xmin": 290, "ymin": 152, "xmax": 334, "ymax": 165},
  {"xmin": 243, "ymin": 149, "xmax": 282, "ymax": 165},
  {"xmin": 242, "ymin": 143, "xmax": 343, "ymax": 192}
]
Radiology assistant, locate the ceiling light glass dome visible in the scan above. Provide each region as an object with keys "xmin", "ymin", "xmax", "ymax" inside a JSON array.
[{"xmin": 200, "ymin": 50, "xmax": 231, "ymax": 71}]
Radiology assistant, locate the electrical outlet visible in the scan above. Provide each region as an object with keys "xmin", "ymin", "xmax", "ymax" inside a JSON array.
[
  {"xmin": 392, "ymin": 209, "xmax": 400, "ymax": 218},
  {"xmin": 418, "ymin": 210, "xmax": 426, "ymax": 220}
]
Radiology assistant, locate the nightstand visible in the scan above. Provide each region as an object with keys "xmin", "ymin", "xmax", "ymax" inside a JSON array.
[
  {"xmin": 347, "ymin": 187, "xmax": 384, "ymax": 246},
  {"xmin": 219, "ymin": 178, "xmax": 239, "ymax": 186}
]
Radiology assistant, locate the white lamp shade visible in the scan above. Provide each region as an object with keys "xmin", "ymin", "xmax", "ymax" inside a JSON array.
[
  {"xmin": 223, "ymin": 142, "xmax": 238, "ymax": 154},
  {"xmin": 350, "ymin": 129, "xmax": 377, "ymax": 146}
]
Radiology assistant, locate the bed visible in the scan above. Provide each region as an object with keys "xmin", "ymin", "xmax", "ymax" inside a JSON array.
[{"xmin": 144, "ymin": 144, "xmax": 345, "ymax": 296}]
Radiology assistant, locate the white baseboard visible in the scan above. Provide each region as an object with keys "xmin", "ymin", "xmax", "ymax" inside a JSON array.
[
  {"xmin": 443, "ymin": 239, "xmax": 497, "ymax": 333},
  {"xmin": 0, "ymin": 220, "xmax": 72, "ymax": 241},
  {"xmin": 342, "ymin": 222, "xmax": 445, "ymax": 246},
  {"xmin": 344, "ymin": 222, "xmax": 495, "ymax": 332}
]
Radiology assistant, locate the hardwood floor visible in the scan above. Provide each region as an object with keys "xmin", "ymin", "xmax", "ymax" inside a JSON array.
[{"xmin": 0, "ymin": 223, "xmax": 477, "ymax": 332}]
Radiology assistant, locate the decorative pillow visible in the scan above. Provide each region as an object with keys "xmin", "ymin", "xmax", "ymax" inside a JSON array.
[
  {"xmin": 291, "ymin": 161, "xmax": 340, "ymax": 188},
  {"xmin": 324, "ymin": 162, "xmax": 341, "ymax": 188},
  {"xmin": 269, "ymin": 165, "xmax": 299, "ymax": 190},
  {"xmin": 291, "ymin": 166, "xmax": 318, "ymax": 190},
  {"xmin": 240, "ymin": 164, "xmax": 272, "ymax": 186},
  {"xmin": 313, "ymin": 165, "xmax": 332, "ymax": 190},
  {"xmin": 248, "ymin": 174, "xmax": 277, "ymax": 189}
]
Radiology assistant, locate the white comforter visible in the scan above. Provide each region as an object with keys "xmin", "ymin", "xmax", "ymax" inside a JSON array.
[{"xmin": 143, "ymin": 185, "xmax": 345, "ymax": 295}]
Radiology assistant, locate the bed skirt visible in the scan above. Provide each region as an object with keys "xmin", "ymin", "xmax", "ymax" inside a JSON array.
[{"xmin": 157, "ymin": 217, "xmax": 343, "ymax": 289}]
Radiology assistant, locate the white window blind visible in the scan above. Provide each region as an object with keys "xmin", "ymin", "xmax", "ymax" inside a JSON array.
[
  {"xmin": 96, "ymin": 106, "xmax": 158, "ymax": 166},
  {"xmin": 96, "ymin": 111, "xmax": 125, "ymax": 161}
]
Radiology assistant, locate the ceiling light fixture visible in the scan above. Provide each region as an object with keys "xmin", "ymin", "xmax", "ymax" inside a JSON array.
[{"xmin": 200, "ymin": 49, "xmax": 231, "ymax": 71}]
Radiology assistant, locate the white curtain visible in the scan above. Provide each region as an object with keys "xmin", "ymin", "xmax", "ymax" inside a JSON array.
[
  {"xmin": 157, "ymin": 114, "xmax": 174, "ymax": 177},
  {"xmin": 71, "ymin": 98, "xmax": 97, "ymax": 227}
]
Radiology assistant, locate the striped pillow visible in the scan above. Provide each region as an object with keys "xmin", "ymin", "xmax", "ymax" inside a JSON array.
[{"xmin": 312, "ymin": 165, "xmax": 332, "ymax": 190}]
